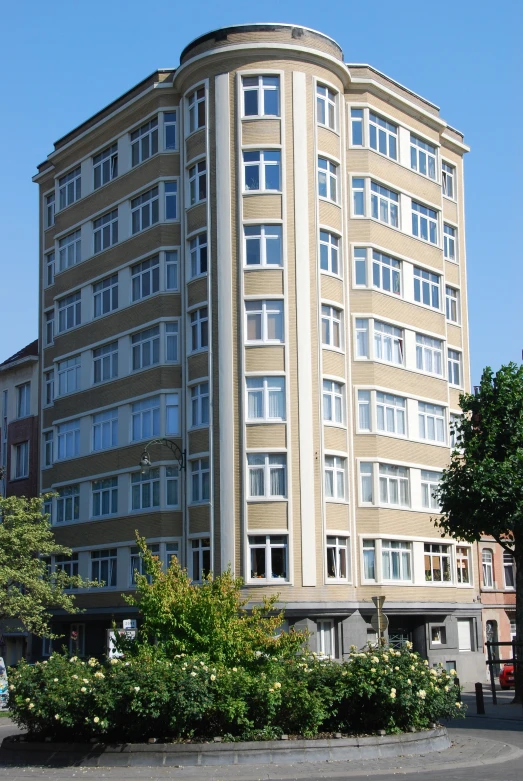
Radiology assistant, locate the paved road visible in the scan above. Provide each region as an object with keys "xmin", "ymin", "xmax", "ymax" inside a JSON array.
[{"xmin": 0, "ymin": 694, "xmax": 521, "ymax": 781}]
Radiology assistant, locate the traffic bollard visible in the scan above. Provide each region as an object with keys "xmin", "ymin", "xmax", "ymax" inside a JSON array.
[{"xmin": 475, "ymin": 681, "xmax": 485, "ymax": 715}]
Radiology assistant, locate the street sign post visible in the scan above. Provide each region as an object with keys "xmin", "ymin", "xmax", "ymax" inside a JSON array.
[{"xmin": 371, "ymin": 596, "xmax": 388, "ymax": 640}]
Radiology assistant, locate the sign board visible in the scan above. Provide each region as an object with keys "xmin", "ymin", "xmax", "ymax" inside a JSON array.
[
  {"xmin": 107, "ymin": 629, "xmax": 137, "ymax": 659},
  {"xmin": 370, "ymin": 612, "xmax": 389, "ymax": 633},
  {"xmin": 122, "ymin": 619, "xmax": 137, "ymax": 630}
]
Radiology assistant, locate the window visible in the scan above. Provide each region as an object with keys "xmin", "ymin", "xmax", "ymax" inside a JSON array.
[
  {"xmin": 92, "ymin": 477, "xmax": 118, "ymax": 517},
  {"xmin": 355, "ymin": 318, "xmax": 369, "ymax": 358},
  {"xmin": 482, "ymin": 549, "xmax": 493, "ymax": 588},
  {"xmin": 93, "ymin": 209, "xmax": 118, "ymax": 253},
  {"xmin": 357, "ymin": 390, "xmax": 370, "ymax": 431},
  {"xmin": 45, "ymin": 192, "xmax": 55, "ymax": 228},
  {"xmin": 131, "ymin": 396, "xmax": 160, "ymax": 441},
  {"xmin": 414, "ymin": 267, "xmax": 440, "ymax": 309},
  {"xmin": 457, "ymin": 619, "xmax": 473, "ymax": 651},
  {"xmin": 444, "ymin": 224, "xmax": 456, "ymax": 260},
  {"xmin": 166, "ymin": 467, "xmax": 179, "ymax": 507},
  {"xmin": 410, "ymin": 135, "xmax": 437, "ymax": 179},
  {"xmin": 362, "ymin": 539, "xmax": 376, "ymax": 579},
  {"xmin": 503, "ymin": 551, "xmax": 515, "ymax": 589},
  {"xmin": 131, "ymin": 187, "xmax": 159, "ymax": 234},
  {"xmin": 191, "ymin": 458, "xmax": 210, "ymax": 503},
  {"xmin": 431, "ymin": 626, "xmax": 447, "ymax": 645},
  {"xmin": 131, "ymin": 256, "xmax": 159, "ymax": 301},
  {"xmin": 166, "ymin": 322, "xmax": 179, "ymax": 362},
  {"xmin": 189, "ymin": 233, "xmax": 208, "ymax": 278},
  {"xmin": 14, "ymin": 441, "xmax": 29, "ymax": 479},
  {"xmin": 352, "ymin": 178, "xmax": 365, "ymax": 215},
  {"xmin": 17, "ymin": 383, "xmax": 31, "ymax": 418},
  {"xmin": 94, "ymin": 274, "xmax": 118, "ymax": 317},
  {"xmin": 450, "ymin": 413, "xmax": 461, "ymax": 449},
  {"xmin": 131, "ymin": 117, "xmax": 158, "ymax": 166},
  {"xmin": 244, "ymin": 225, "xmax": 282, "ymax": 267},
  {"xmin": 166, "ymin": 394, "xmax": 180, "ymax": 435},
  {"xmin": 318, "ymin": 157, "xmax": 338, "ymax": 202},
  {"xmin": 379, "ymin": 464, "xmax": 409, "ymax": 507},
  {"xmin": 130, "ymin": 544, "xmax": 160, "ymax": 585},
  {"xmin": 247, "ymin": 453, "xmax": 286, "ymax": 498},
  {"xmin": 326, "ymin": 536, "xmax": 348, "ymax": 580},
  {"xmin": 323, "ymin": 380, "xmax": 343, "ymax": 424},
  {"xmin": 191, "ymin": 537, "xmax": 210, "ymax": 582},
  {"xmin": 456, "ymin": 547, "xmax": 471, "ymax": 584},
  {"xmin": 317, "ymin": 620, "xmax": 335, "ymax": 657},
  {"xmin": 58, "ymin": 291, "xmax": 81, "ymax": 332},
  {"xmin": 43, "ymin": 431, "xmax": 53, "ymax": 468},
  {"xmin": 188, "ymin": 87, "xmax": 205, "ymax": 133},
  {"xmin": 245, "ymin": 300, "xmax": 283, "ymax": 344},
  {"xmin": 45, "ymin": 311, "xmax": 54, "ymax": 346},
  {"xmin": 56, "ymin": 485, "xmax": 80, "ymax": 524},
  {"xmin": 57, "ymin": 355, "xmax": 80, "ymax": 396},
  {"xmin": 44, "ymin": 370, "xmax": 54, "ymax": 407},
  {"xmin": 442, "ymin": 162, "xmax": 455, "ymax": 199},
  {"xmin": 353, "ymin": 247, "xmax": 367, "ymax": 285},
  {"xmin": 369, "ymin": 112, "xmax": 398, "ymax": 159},
  {"xmin": 131, "ymin": 469, "xmax": 160, "ymax": 510},
  {"xmin": 425, "ymin": 543, "xmax": 451, "ymax": 582},
  {"xmin": 45, "ymin": 251, "xmax": 55, "ymax": 287},
  {"xmin": 91, "ymin": 549, "xmax": 117, "ymax": 587},
  {"xmin": 165, "ymin": 182, "xmax": 177, "ymax": 220},
  {"xmin": 53, "ymin": 554, "xmax": 79, "ymax": 587},
  {"xmin": 165, "ymin": 250, "xmax": 179, "ymax": 290},
  {"xmin": 372, "ymin": 250, "xmax": 400, "ymax": 294},
  {"xmin": 446, "ymin": 286, "xmax": 459, "ymax": 322},
  {"xmin": 132, "ymin": 326, "xmax": 160, "ymax": 370},
  {"xmin": 58, "ymin": 166, "xmax": 81, "ymax": 209},
  {"xmin": 350, "ymin": 108, "xmax": 363, "ymax": 145},
  {"xmin": 93, "ymin": 143, "xmax": 118, "ymax": 189},
  {"xmin": 374, "ymin": 321, "xmax": 403, "ymax": 365},
  {"xmin": 246, "ymin": 376, "xmax": 285, "ymax": 421},
  {"xmin": 412, "ymin": 202, "xmax": 438, "ymax": 244},
  {"xmin": 317, "ymin": 84, "xmax": 336, "ymax": 129},
  {"xmin": 324, "ymin": 456, "xmax": 346, "ymax": 501},
  {"xmin": 321, "ymin": 305, "xmax": 342, "ymax": 349},
  {"xmin": 418, "ymin": 402, "xmax": 445, "ymax": 442},
  {"xmin": 243, "ymin": 74, "xmax": 279, "ymax": 116},
  {"xmin": 416, "ymin": 334, "xmax": 443, "ymax": 375},
  {"xmin": 448, "ymin": 349, "xmax": 462, "ymax": 386},
  {"xmin": 56, "ymin": 420, "xmax": 80, "ymax": 460},
  {"xmin": 376, "ymin": 392, "xmax": 406, "ymax": 435},
  {"xmin": 188, "ymin": 160, "xmax": 206, "ymax": 206},
  {"xmin": 319, "ymin": 231, "xmax": 340, "ymax": 275},
  {"xmin": 164, "ymin": 112, "xmax": 177, "ymax": 150},
  {"xmin": 243, "ymin": 150, "xmax": 281, "ymax": 191},
  {"xmin": 421, "ymin": 470, "xmax": 441, "ymax": 509},
  {"xmin": 93, "ymin": 341, "xmax": 118, "ymax": 383},
  {"xmin": 382, "ymin": 540, "xmax": 412, "ymax": 581},
  {"xmin": 371, "ymin": 182, "xmax": 399, "ymax": 227},
  {"xmin": 58, "ymin": 230, "xmax": 81, "ymax": 271},
  {"xmin": 92, "ymin": 408, "xmax": 118, "ymax": 451},
  {"xmin": 190, "ymin": 307, "xmax": 209, "ymax": 352},
  {"xmin": 249, "ymin": 535, "xmax": 288, "ymax": 581}
]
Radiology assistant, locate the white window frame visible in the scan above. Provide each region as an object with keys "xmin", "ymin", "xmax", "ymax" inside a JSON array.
[
  {"xmin": 371, "ymin": 250, "xmax": 401, "ymax": 295},
  {"xmin": 248, "ymin": 534, "xmax": 288, "ymax": 582},
  {"xmin": 246, "ymin": 376, "xmax": 285, "ymax": 422},
  {"xmin": 92, "ymin": 408, "xmax": 118, "ymax": 452},
  {"xmin": 91, "ymin": 548, "xmax": 117, "ymax": 587},
  {"xmin": 482, "ymin": 549, "xmax": 494, "ymax": 588},
  {"xmin": 190, "ymin": 457, "xmax": 210, "ymax": 504},
  {"xmin": 317, "ymin": 619, "xmax": 335, "ymax": 658},
  {"xmin": 190, "ymin": 536, "xmax": 210, "ymax": 582},
  {"xmin": 165, "ymin": 250, "xmax": 179, "ymax": 291},
  {"xmin": 442, "ymin": 161, "xmax": 455, "ymax": 199},
  {"xmin": 56, "ymin": 485, "xmax": 80, "ymax": 524},
  {"xmin": 93, "ymin": 209, "xmax": 118, "ymax": 254},
  {"xmin": 424, "ymin": 543, "xmax": 452, "ymax": 583},
  {"xmin": 190, "ymin": 382, "xmax": 210, "ymax": 428},
  {"xmin": 132, "ymin": 326, "xmax": 160, "ymax": 370},
  {"xmin": 418, "ymin": 402, "xmax": 446, "ymax": 443},
  {"xmin": 376, "ymin": 392, "xmax": 406, "ymax": 436},
  {"xmin": 131, "ymin": 255, "xmax": 160, "ymax": 302},
  {"xmin": 369, "ymin": 111, "xmax": 398, "ymax": 160},
  {"xmin": 412, "ymin": 201, "xmax": 438, "ymax": 245},
  {"xmin": 319, "ymin": 231, "xmax": 340, "ymax": 276},
  {"xmin": 165, "ymin": 181, "xmax": 178, "ymax": 220},
  {"xmin": 245, "ymin": 300, "xmax": 284, "ymax": 344},
  {"xmin": 58, "ymin": 166, "xmax": 81, "ymax": 209},
  {"xmin": 131, "ymin": 396, "xmax": 160, "ymax": 442},
  {"xmin": 166, "ymin": 467, "xmax": 180, "ymax": 508},
  {"xmin": 188, "ymin": 160, "xmax": 207, "ymax": 206},
  {"xmin": 189, "ymin": 307, "xmax": 209, "ymax": 352},
  {"xmin": 416, "ymin": 333, "xmax": 443, "ymax": 376},
  {"xmin": 350, "ymin": 108, "xmax": 363, "ymax": 145},
  {"xmin": 326, "ymin": 536, "xmax": 349, "ymax": 581},
  {"xmin": 316, "ymin": 84, "xmax": 336, "ymax": 130},
  {"xmin": 44, "ymin": 371, "xmax": 54, "ymax": 407},
  {"xmin": 445, "ymin": 286, "xmax": 459, "ymax": 323},
  {"xmin": 45, "ymin": 192, "xmax": 55, "ymax": 228},
  {"xmin": 43, "ymin": 430, "xmax": 53, "ymax": 468},
  {"xmin": 93, "ymin": 341, "xmax": 118, "ymax": 384},
  {"xmin": 421, "ymin": 470, "xmax": 441, "ymax": 510},
  {"xmin": 244, "ymin": 224, "xmax": 282, "ymax": 267},
  {"xmin": 373, "ymin": 320, "xmax": 404, "ymax": 366},
  {"xmin": 166, "ymin": 393, "xmax": 180, "ymax": 436},
  {"xmin": 189, "ymin": 233, "xmax": 208, "ymax": 278},
  {"xmin": 247, "ymin": 453, "xmax": 287, "ymax": 499},
  {"xmin": 58, "ymin": 230, "xmax": 81, "ymax": 271},
  {"xmin": 57, "ymin": 355, "xmax": 81, "ymax": 396},
  {"xmin": 448, "ymin": 349, "xmax": 462, "ymax": 387},
  {"xmin": 379, "ymin": 463, "xmax": 410, "ymax": 507},
  {"xmin": 503, "ymin": 551, "xmax": 515, "ymax": 589},
  {"xmin": 414, "ymin": 267, "xmax": 441, "ymax": 310},
  {"xmin": 16, "ymin": 382, "xmax": 31, "ymax": 418},
  {"xmin": 188, "ymin": 87, "xmax": 206, "ymax": 134},
  {"xmin": 93, "ymin": 274, "xmax": 118, "ymax": 318},
  {"xmin": 381, "ymin": 540, "xmax": 412, "ymax": 582},
  {"xmin": 242, "ymin": 75, "xmax": 280, "ymax": 117},
  {"xmin": 357, "ymin": 390, "xmax": 371, "ymax": 432},
  {"xmin": 93, "ymin": 143, "xmax": 118, "ymax": 189},
  {"xmin": 410, "ymin": 135, "xmax": 437, "ymax": 180},
  {"xmin": 324, "ymin": 455, "xmax": 346, "ymax": 501},
  {"xmin": 321, "ymin": 305, "xmax": 342, "ymax": 350},
  {"xmin": 355, "ymin": 318, "xmax": 369, "ymax": 358},
  {"xmin": 323, "ymin": 380, "xmax": 343, "ymax": 425},
  {"xmin": 371, "ymin": 181, "xmax": 399, "ymax": 227},
  {"xmin": 131, "ymin": 187, "xmax": 159, "ymax": 235},
  {"xmin": 131, "ymin": 469, "xmax": 160, "ymax": 511},
  {"xmin": 362, "ymin": 539, "xmax": 376, "ymax": 580},
  {"xmin": 45, "ymin": 251, "xmax": 55, "ymax": 287},
  {"xmin": 243, "ymin": 150, "xmax": 281, "ymax": 192},
  {"xmin": 165, "ymin": 321, "xmax": 179, "ymax": 362},
  {"xmin": 164, "ymin": 111, "xmax": 177, "ymax": 150},
  {"xmin": 14, "ymin": 441, "xmax": 29, "ymax": 479},
  {"xmin": 444, "ymin": 224, "xmax": 456, "ymax": 261},
  {"xmin": 92, "ymin": 477, "xmax": 118, "ymax": 518},
  {"xmin": 130, "ymin": 117, "xmax": 158, "ymax": 167},
  {"xmin": 456, "ymin": 546, "xmax": 471, "ymax": 585},
  {"xmin": 318, "ymin": 157, "xmax": 338, "ymax": 202},
  {"xmin": 45, "ymin": 311, "xmax": 54, "ymax": 346},
  {"xmin": 57, "ymin": 292, "xmax": 81, "ymax": 333}
]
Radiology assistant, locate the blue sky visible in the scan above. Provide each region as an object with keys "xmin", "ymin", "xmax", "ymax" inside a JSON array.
[{"xmin": 1, "ymin": 0, "xmax": 521, "ymax": 383}]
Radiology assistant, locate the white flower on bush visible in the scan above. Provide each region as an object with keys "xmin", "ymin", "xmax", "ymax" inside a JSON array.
[
  {"xmin": 69, "ymin": 657, "xmax": 78, "ymax": 663},
  {"xmin": 444, "ymin": 685, "xmax": 450, "ymax": 692},
  {"xmin": 9, "ymin": 685, "xmax": 14, "ymax": 691},
  {"xmin": 25, "ymin": 698, "xmax": 30, "ymax": 702},
  {"xmin": 371, "ymin": 656, "xmax": 379, "ymax": 664},
  {"xmin": 53, "ymin": 678, "xmax": 59, "ymax": 682},
  {"xmin": 455, "ymin": 702, "xmax": 462, "ymax": 708},
  {"xmin": 407, "ymin": 679, "xmax": 411, "ymax": 685},
  {"xmin": 94, "ymin": 672, "xmax": 105, "ymax": 679},
  {"xmin": 81, "ymin": 687, "xmax": 87, "ymax": 693},
  {"xmin": 370, "ymin": 668, "xmax": 376, "ymax": 673},
  {"xmin": 232, "ymin": 667, "xmax": 237, "ymax": 672},
  {"xmin": 72, "ymin": 675, "xmax": 78, "ymax": 680},
  {"xmin": 424, "ymin": 660, "xmax": 429, "ymax": 666},
  {"xmin": 273, "ymin": 682, "xmax": 281, "ymax": 689},
  {"xmin": 449, "ymin": 669, "xmax": 457, "ymax": 676},
  {"xmin": 390, "ymin": 688, "xmax": 396, "ymax": 699},
  {"xmin": 55, "ymin": 714, "xmax": 60, "ymax": 720},
  {"xmin": 83, "ymin": 678, "xmax": 89, "ymax": 684},
  {"xmin": 88, "ymin": 658, "xmax": 97, "ymax": 667},
  {"xmin": 110, "ymin": 658, "xmax": 119, "ymax": 665},
  {"xmin": 405, "ymin": 640, "xmax": 413, "ymax": 649},
  {"xmin": 429, "ymin": 668, "xmax": 438, "ymax": 676},
  {"xmin": 190, "ymin": 672, "xmax": 196, "ymax": 677},
  {"xmin": 394, "ymin": 666, "xmax": 399, "ymax": 671},
  {"xmin": 417, "ymin": 690, "xmax": 427, "ymax": 700},
  {"xmin": 210, "ymin": 674, "xmax": 216, "ymax": 681},
  {"xmin": 134, "ymin": 687, "xmax": 140, "ymax": 692},
  {"xmin": 28, "ymin": 703, "xmax": 34, "ymax": 709},
  {"xmin": 93, "ymin": 717, "xmax": 100, "ymax": 724}
]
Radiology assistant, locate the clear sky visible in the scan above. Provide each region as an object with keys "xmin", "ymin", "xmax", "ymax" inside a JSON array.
[{"xmin": 0, "ymin": 0, "xmax": 521, "ymax": 383}]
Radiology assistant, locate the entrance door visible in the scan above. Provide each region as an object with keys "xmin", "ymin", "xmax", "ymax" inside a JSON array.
[{"xmin": 458, "ymin": 619, "xmax": 472, "ymax": 651}]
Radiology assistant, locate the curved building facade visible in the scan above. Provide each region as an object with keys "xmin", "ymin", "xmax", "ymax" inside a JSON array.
[{"xmin": 34, "ymin": 24, "xmax": 483, "ymax": 679}]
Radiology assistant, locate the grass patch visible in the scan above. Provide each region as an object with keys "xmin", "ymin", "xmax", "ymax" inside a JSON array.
[{"xmin": 0, "ymin": 711, "xmax": 11, "ymax": 718}]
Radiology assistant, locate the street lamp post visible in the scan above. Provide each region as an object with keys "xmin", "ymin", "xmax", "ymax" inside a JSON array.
[{"xmin": 139, "ymin": 438, "xmax": 187, "ymax": 473}]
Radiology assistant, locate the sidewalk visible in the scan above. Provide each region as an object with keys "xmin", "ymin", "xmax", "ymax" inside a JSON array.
[{"xmin": 459, "ymin": 684, "xmax": 523, "ymax": 721}]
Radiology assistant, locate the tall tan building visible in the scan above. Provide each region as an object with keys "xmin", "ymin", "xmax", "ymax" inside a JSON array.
[{"xmin": 34, "ymin": 23, "xmax": 484, "ymax": 679}]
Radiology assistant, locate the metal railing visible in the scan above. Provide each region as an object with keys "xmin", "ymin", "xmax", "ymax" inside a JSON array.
[{"xmin": 485, "ymin": 640, "xmax": 522, "ymax": 704}]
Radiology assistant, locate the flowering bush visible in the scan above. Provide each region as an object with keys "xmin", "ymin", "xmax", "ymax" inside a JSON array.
[{"xmin": 8, "ymin": 644, "xmax": 463, "ymax": 741}]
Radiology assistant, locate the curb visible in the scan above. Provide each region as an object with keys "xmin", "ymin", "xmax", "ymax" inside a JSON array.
[{"xmin": 0, "ymin": 728, "xmax": 450, "ymax": 768}]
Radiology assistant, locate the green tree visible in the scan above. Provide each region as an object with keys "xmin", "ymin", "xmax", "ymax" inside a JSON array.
[
  {"xmin": 123, "ymin": 535, "xmax": 306, "ymax": 664},
  {"xmin": 435, "ymin": 363, "xmax": 523, "ymax": 702},
  {"xmin": 0, "ymin": 495, "xmax": 97, "ymax": 638}
]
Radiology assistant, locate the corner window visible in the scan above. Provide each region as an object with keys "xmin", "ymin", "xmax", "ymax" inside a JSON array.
[
  {"xmin": 369, "ymin": 112, "xmax": 397, "ymax": 159},
  {"xmin": 14, "ymin": 441, "xmax": 29, "ymax": 479},
  {"xmin": 410, "ymin": 135, "xmax": 437, "ymax": 180},
  {"xmin": 131, "ymin": 256, "xmax": 160, "ymax": 302},
  {"xmin": 244, "ymin": 225, "xmax": 282, "ymax": 267},
  {"xmin": 246, "ymin": 377, "xmax": 285, "ymax": 421},
  {"xmin": 318, "ymin": 157, "xmax": 338, "ymax": 202},
  {"xmin": 165, "ymin": 322, "xmax": 179, "ymax": 362},
  {"xmin": 188, "ymin": 161, "xmax": 206, "ymax": 205},
  {"xmin": 243, "ymin": 150, "xmax": 281, "ymax": 192},
  {"xmin": 448, "ymin": 349, "xmax": 462, "ymax": 386},
  {"xmin": 189, "ymin": 233, "xmax": 208, "ymax": 278},
  {"xmin": 414, "ymin": 267, "xmax": 440, "ymax": 309},
  {"xmin": 355, "ymin": 318, "xmax": 369, "ymax": 358},
  {"xmin": 444, "ymin": 224, "xmax": 456, "ymax": 260},
  {"xmin": 165, "ymin": 250, "xmax": 179, "ymax": 290},
  {"xmin": 16, "ymin": 383, "xmax": 31, "ymax": 418},
  {"xmin": 323, "ymin": 380, "xmax": 343, "ymax": 424},
  {"xmin": 317, "ymin": 84, "xmax": 336, "ymax": 130},
  {"xmin": 92, "ymin": 408, "xmax": 118, "ymax": 451},
  {"xmin": 371, "ymin": 182, "xmax": 399, "ymax": 227},
  {"xmin": 57, "ymin": 355, "xmax": 80, "ymax": 396},
  {"xmin": 249, "ymin": 534, "xmax": 288, "ymax": 581},
  {"xmin": 165, "ymin": 182, "xmax": 178, "ymax": 220},
  {"xmin": 188, "ymin": 88, "xmax": 205, "ymax": 133},
  {"xmin": 56, "ymin": 485, "xmax": 80, "ymax": 523},
  {"xmin": 44, "ymin": 371, "xmax": 54, "ymax": 407},
  {"xmin": 93, "ymin": 274, "xmax": 118, "ymax": 317},
  {"xmin": 166, "ymin": 468, "xmax": 179, "ymax": 507},
  {"xmin": 350, "ymin": 108, "xmax": 363, "ymax": 145},
  {"xmin": 189, "ymin": 307, "xmax": 209, "ymax": 352},
  {"xmin": 425, "ymin": 543, "xmax": 451, "ymax": 582},
  {"xmin": 45, "ymin": 252, "xmax": 55, "ymax": 287},
  {"xmin": 421, "ymin": 470, "xmax": 441, "ymax": 509},
  {"xmin": 324, "ymin": 456, "xmax": 346, "ymax": 501},
  {"xmin": 45, "ymin": 192, "xmax": 55, "ymax": 228},
  {"xmin": 131, "ymin": 187, "xmax": 159, "ymax": 234},
  {"xmin": 442, "ymin": 162, "xmax": 455, "ymax": 199},
  {"xmin": 58, "ymin": 230, "xmax": 81, "ymax": 271},
  {"xmin": 416, "ymin": 334, "xmax": 443, "ymax": 376},
  {"xmin": 418, "ymin": 402, "xmax": 445, "ymax": 443},
  {"xmin": 245, "ymin": 300, "xmax": 283, "ymax": 344},
  {"xmin": 191, "ymin": 382, "xmax": 210, "ymax": 427},
  {"xmin": 247, "ymin": 453, "xmax": 286, "ymax": 498},
  {"xmin": 446, "ymin": 286, "xmax": 459, "ymax": 322},
  {"xmin": 45, "ymin": 311, "xmax": 54, "ymax": 346},
  {"xmin": 58, "ymin": 167, "xmax": 81, "ymax": 209},
  {"xmin": 326, "ymin": 536, "xmax": 348, "ymax": 580},
  {"xmin": 132, "ymin": 326, "xmax": 160, "ymax": 370},
  {"xmin": 242, "ymin": 75, "xmax": 279, "ymax": 117},
  {"xmin": 191, "ymin": 537, "xmax": 211, "ymax": 582},
  {"xmin": 352, "ymin": 178, "xmax": 365, "ymax": 215},
  {"xmin": 131, "ymin": 118, "xmax": 158, "ymax": 167},
  {"xmin": 93, "ymin": 341, "xmax": 118, "ymax": 383},
  {"xmin": 57, "ymin": 292, "xmax": 81, "ymax": 332},
  {"xmin": 362, "ymin": 539, "xmax": 376, "ymax": 579},
  {"xmin": 190, "ymin": 458, "xmax": 210, "ymax": 503},
  {"xmin": 357, "ymin": 390, "xmax": 370, "ymax": 431},
  {"xmin": 166, "ymin": 394, "xmax": 180, "ymax": 436},
  {"xmin": 482, "ymin": 549, "xmax": 493, "ymax": 588},
  {"xmin": 93, "ymin": 143, "xmax": 118, "ymax": 189},
  {"xmin": 319, "ymin": 231, "xmax": 340, "ymax": 276},
  {"xmin": 412, "ymin": 201, "xmax": 438, "ymax": 244},
  {"xmin": 93, "ymin": 209, "xmax": 118, "ymax": 254},
  {"xmin": 321, "ymin": 305, "xmax": 342, "ymax": 349},
  {"xmin": 164, "ymin": 112, "xmax": 177, "ymax": 150}
]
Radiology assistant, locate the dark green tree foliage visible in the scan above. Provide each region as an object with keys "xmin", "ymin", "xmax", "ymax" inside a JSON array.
[{"xmin": 435, "ymin": 363, "xmax": 523, "ymax": 701}]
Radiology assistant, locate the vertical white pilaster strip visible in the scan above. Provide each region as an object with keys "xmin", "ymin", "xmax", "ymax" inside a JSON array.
[
  {"xmin": 293, "ymin": 71, "xmax": 317, "ymax": 586},
  {"xmin": 215, "ymin": 73, "xmax": 235, "ymax": 573}
]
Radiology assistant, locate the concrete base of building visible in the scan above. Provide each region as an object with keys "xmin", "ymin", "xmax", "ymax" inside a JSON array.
[{"xmin": 1, "ymin": 728, "xmax": 450, "ymax": 767}]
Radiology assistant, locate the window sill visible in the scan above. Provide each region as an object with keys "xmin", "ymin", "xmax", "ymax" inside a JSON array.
[
  {"xmin": 325, "ymin": 498, "xmax": 349, "ymax": 505},
  {"xmin": 442, "ymin": 194, "xmax": 457, "ymax": 205},
  {"xmin": 243, "ymin": 190, "xmax": 282, "ymax": 197},
  {"xmin": 323, "ymin": 421, "xmax": 346, "ymax": 430},
  {"xmin": 321, "ymin": 345, "xmax": 344, "ymax": 355},
  {"xmin": 320, "ymin": 270, "xmax": 343, "ymax": 282},
  {"xmin": 325, "ymin": 578, "xmax": 350, "ymax": 585},
  {"xmin": 241, "ymin": 115, "xmax": 281, "ymax": 123},
  {"xmin": 244, "ymin": 264, "xmax": 284, "ymax": 271},
  {"xmin": 318, "ymin": 196, "xmax": 340, "ymax": 207},
  {"xmin": 245, "ymin": 342, "xmax": 285, "ymax": 348},
  {"xmin": 246, "ymin": 579, "xmax": 289, "ymax": 585},
  {"xmin": 247, "ymin": 497, "xmax": 287, "ymax": 503},
  {"xmin": 186, "ymin": 201, "xmax": 206, "ymax": 212},
  {"xmin": 186, "ymin": 126, "xmax": 206, "ymax": 141},
  {"xmin": 246, "ymin": 419, "xmax": 286, "ymax": 425}
]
